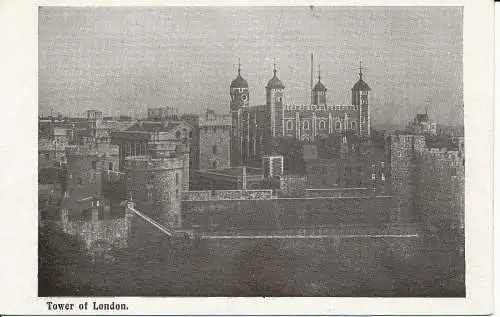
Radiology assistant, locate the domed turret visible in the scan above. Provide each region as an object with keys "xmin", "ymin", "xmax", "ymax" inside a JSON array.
[
  {"xmin": 230, "ymin": 65, "xmax": 248, "ymax": 89},
  {"xmin": 311, "ymin": 64, "xmax": 327, "ymax": 105},
  {"xmin": 352, "ymin": 63, "xmax": 371, "ymax": 91},
  {"xmin": 312, "ymin": 65, "xmax": 327, "ymax": 92},
  {"xmin": 266, "ymin": 64, "xmax": 285, "ymax": 90}
]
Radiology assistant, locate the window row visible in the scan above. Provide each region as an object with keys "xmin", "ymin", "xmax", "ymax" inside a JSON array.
[{"xmin": 285, "ymin": 120, "xmax": 358, "ymax": 131}]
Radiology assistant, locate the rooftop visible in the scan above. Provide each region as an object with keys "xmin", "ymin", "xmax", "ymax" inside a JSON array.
[
  {"xmin": 126, "ymin": 121, "xmax": 184, "ymax": 133},
  {"xmin": 204, "ymin": 166, "xmax": 263, "ymax": 177}
]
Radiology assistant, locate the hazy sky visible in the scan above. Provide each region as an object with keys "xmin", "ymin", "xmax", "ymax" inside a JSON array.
[{"xmin": 39, "ymin": 6, "xmax": 463, "ymax": 127}]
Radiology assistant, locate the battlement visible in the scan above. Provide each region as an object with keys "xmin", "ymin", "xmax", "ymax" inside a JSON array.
[
  {"xmin": 421, "ymin": 148, "xmax": 463, "ymax": 165},
  {"xmin": 284, "ymin": 104, "xmax": 360, "ymax": 112},
  {"xmin": 306, "ymin": 188, "xmax": 373, "ymax": 198},
  {"xmin": 181, "ymin": 189, "xmax": 273, "ymax": 201},
  {"xmin": 65, "ymin": 145, "xmax": 119, "ymax": 158},
  {"xmin": 199, "ymin": 114, "xmax": 231, "ymax": 127},
  {"xmin": 124, "ymin": 155, "xmax": 185, "ymax": 170}
]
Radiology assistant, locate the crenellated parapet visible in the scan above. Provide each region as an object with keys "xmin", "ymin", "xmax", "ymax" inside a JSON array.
[
  {"xmin": 181, "ymin": 189, "xmax": 273, "ymax": 201},
  {"xmin": 284, "ymin": 104, "xmax": 360, "ymax": 112},
  {"xmin": 124, "ymin": 156, "xmax": 186, "ymax": 171},
  {"xmin": 199, "ymin": 114, "xmax": 232, "ymax": 127}
]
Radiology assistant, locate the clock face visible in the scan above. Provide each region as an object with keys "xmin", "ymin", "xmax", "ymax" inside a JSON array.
[{"xmin": 241, "ymin": 94, "xmax": 248, "ymax": 102}]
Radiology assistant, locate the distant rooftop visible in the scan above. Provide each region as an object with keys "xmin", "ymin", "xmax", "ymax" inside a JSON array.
[
  {"xmin": 126, "ymin": 121, "xmax": 184, "ymax": 133},
  {"xmin": 205, "ymin": 166, "xmax": 262, "ymax": 177}
]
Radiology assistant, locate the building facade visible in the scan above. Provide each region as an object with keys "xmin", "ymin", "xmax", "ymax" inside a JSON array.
[
  {"xmin": 197, "ymin": 109, "xmax": 232, "ymax": 171},
  {"xmin": 229, "ymin": 60, "xmax": 372, "ymax": 167}
]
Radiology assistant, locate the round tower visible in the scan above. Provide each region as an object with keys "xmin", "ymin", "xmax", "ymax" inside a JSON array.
[{"xmin": 125, "ymin": 157, "xmax": 186, "ymax": 228}]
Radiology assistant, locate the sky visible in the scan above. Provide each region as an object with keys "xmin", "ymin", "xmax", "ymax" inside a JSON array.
[{"xmin": 39, "ymin": 6, "xmax": 463, "ymax": 127}]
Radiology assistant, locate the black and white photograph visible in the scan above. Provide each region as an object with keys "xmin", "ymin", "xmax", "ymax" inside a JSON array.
[
  {"xmin": 0, "ymin": 0, "xmax": 495, "ymax": 315},
  {"xmin": 36, "ymin": 5, "xmax": 468, "ymax": 297}
]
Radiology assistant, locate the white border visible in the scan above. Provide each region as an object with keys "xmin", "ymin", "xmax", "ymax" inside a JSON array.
[{"xmin": 0, "ymin": 0, "xmax": 493, "ymax": 315}]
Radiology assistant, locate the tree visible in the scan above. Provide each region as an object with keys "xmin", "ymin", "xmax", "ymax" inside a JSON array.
[
  {"xmin": 277, "ymin": 137, "xmax": 306, "ymax": 175},
  {"xmin": 38, "ymin": 223, "xmax": 92, "ymax": 296}
]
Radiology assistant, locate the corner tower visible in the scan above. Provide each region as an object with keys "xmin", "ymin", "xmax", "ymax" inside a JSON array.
[
  {"xmin": 230, "ymin": 60, "xmax": 249, "ymax": 167},
  {"xmin": 312, "ymin": 65, "xmax": 327, "ymax": 105},
  {"xmin": 266, "ymin": 61, "xmax": 285, "ymax": 138},
  {"xmin": 352, "ymin": 61, "xmax": 371, "ymax": 140}
]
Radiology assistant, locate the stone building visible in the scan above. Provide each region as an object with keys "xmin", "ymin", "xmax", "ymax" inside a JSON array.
[
  {"xmin": 386, "ymin": 133, "xmax": 426, "ymax": 222},
  {"xmin": 112, "ymin": 118, "xmax": 192, "ymax": 228},
  {"xmin": 111, "ymin": 119, "xmax": 192, "ymax": 171},
  {"xmin": 147, "ymin": 107, "xmax": 179, "ymax": 121},
  {"xmin": 387, "ymin": 132, "xmax": 465, "ymax": 229},
  {"xmin": 38, "ymin": 124, "xmax": 69, "ymax": 163},
  {"xmin": 405, "ymin": 111, "xmax": 438, "ymax": 136},
  {"xmin": 229, "ymin": 58, "xmax": 372, "ymax": 166},
  {"xmin": 63, "ymin": 144, "xmax": 120, "ymax": 202},
  {"xmin": 183, "ymin": 109, "xmax": 232, "ymax": 172},
  {"xmin": 305, "ymin": 134, "xmax": 388, "ymax": 193},
  {"xmin": 124, "ymin": 154, "xmax": 189, "ymax": 228},
  {"xmin": 417, "ymin": 146, "xmax": 465, "ymax": 230}
]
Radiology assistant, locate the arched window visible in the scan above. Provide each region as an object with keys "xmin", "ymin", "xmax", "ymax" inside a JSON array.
[
  {"xmin": 287, "ymin": 120, "xmax": 293, "ymax": 130},
  {"xmin": 303, "ymin": 120, "xmax": 310, "ymax": 130},
  {"xmin": 175, "ymin": 131, "xmax": 181, "ymax": 139},
  {"xmin": 319, "ymin": 120, "xmax": 326, "ymax": 130},
  {"xmin": 351, "ymin": 121, "xmax": 357, "ymax": 130},
  {"xmin": 335, "ymin": 121, "xmax": 341, "ymax": 130}
]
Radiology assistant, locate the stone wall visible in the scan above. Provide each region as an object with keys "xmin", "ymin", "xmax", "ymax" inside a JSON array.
[
  {"xmin": 279, "ymin": 175, "xmax": 308, "ymax": 197},
  {"xmin": 389, "ymin": 133, "xmax": 465, "ymax": 230},
  {"xmin": 417, "ymin": 148, "xmax": 465, "ymax": 229},
  {"xmin": 182, "ymin": 189, "xmax": 273, "ymax": 201},
  {"xmin": 181, "ymin": 195, "xmax": 399, "ymax": 231},
  {"xmin": 305, "ymin": 187, "xmax": 372, "ymax": 198},
  {"xmin": 388, "ymin": 134, "xmax": 426, "ymax": 222},
  {"xmin": 59, "ymin": 203, "xmax": 134, "ymax": 253}
]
